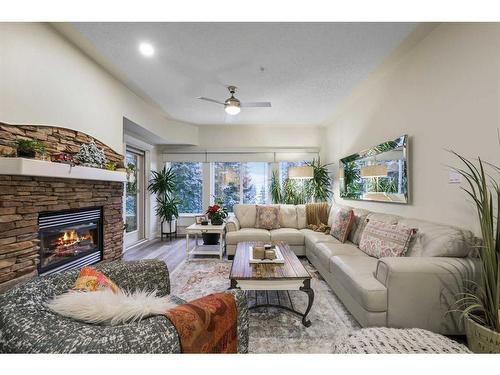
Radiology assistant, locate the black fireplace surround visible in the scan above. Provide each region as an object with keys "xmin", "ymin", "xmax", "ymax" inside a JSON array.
[{"xmin": 38, "ymin": 207, "xmax": 103, "ymax": 275}]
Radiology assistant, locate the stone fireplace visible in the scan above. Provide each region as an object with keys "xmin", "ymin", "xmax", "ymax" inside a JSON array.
[
  {"xmin": 38, "ymin": 207, "xmax": 103, "ymax": 275},
  {"xmin": 0, "ymin": 123, "xmax": 126, "ymax": 292}
]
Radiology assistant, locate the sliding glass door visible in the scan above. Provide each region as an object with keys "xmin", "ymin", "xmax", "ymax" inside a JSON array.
[{"xmin": 124, "ymin": 148, "xmax": 145, "ymax": 248}]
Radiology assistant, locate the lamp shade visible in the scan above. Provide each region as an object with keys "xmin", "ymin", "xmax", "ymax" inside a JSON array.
[
  {"xmin": 289, "ymin": 166, "xmax": 314, "ymax": 179},
  {"xmin": 360, "ymin": 164, "xmax": 388, "ymax": 178}
]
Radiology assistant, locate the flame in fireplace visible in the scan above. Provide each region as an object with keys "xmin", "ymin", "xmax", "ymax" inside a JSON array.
[{"xmin": 58, "ymin": 230, "xmax": 92, "ymax": 248}]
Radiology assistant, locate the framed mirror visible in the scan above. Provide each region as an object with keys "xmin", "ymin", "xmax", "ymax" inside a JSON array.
[{"xmin": 339, "ymin": 135, "xmax": 409, "ymax": 204}]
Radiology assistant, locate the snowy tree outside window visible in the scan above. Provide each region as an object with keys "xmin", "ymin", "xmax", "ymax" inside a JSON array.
[
  {"xmin": 170, "ymin": 162, "xmax": 203, "ymax": 214},
  {"xmin": 213, "ymin": 162, "xmax": 269, "ymax": 212}
]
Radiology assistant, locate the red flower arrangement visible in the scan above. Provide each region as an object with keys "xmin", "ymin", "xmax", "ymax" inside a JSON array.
[{"xmin": 206, "ymin": 204, "xmax": 228, "ymax": 225}]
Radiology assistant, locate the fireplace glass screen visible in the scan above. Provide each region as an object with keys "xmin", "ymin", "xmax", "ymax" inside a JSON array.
[
  {"xmin": 38, "ymin": 208, "xmax": 102, "ymax": 274},
  {"xmin": 40, "ymin": 223, "xmax": 99, "ymax": 268}
]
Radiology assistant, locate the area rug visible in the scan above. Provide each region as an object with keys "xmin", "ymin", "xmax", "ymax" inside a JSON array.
[{"xmin": 169, "ymin": 258, "xmax": 360, "ymax": 353}]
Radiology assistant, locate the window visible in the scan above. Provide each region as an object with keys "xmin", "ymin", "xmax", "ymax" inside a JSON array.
[
  {"xmin": 279, "ymin": 161, "xmax": 306, "ymax": 183},
  {"xmin": 213, "ymin": 162, "xmax": 240, "ymax": 212},
  {"xmin": 213, "ymin": 162, "xmax": 269, "ymax": 212},
  {"xmin": 243, "ymin": 162, "xmax": 268, "ymax": 205},
  {"xmin": 170, "ymin": 162, "xmax": 203, "ymax": 214}
]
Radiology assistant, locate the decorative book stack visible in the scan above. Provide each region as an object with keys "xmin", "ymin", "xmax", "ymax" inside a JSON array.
[{"xmin": 249, "ymin": 244, "xmax": 285, "ymax": 264}]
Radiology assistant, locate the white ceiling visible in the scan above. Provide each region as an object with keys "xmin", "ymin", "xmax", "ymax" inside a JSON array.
[{"xmin": 70, "ymin": 22, "xmax": 416, "ymax": 127}]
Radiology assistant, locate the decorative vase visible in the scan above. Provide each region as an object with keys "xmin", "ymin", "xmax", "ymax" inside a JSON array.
[
  {"xmin": 202, "ymin": 233, "xmax": 220, "ymax": 245},
  {"xmin": 465, "ymin": 315, "xmax": 500, "ymax": 353},
  {"xmin": 161, "ymin": 219, "xmax": 177, "ymax": 234},
  {"xmin": 210, "ymin": 218, "xmax": 223, "ymax": 226}
]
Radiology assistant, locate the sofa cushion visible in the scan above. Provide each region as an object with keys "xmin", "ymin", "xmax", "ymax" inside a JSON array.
[
  {"xmin": 366, "ymin": 212, "xmax": 400, "ymax": 225},
  {"xmin": 226, "ymin": 228, "xmax": 271, "ymax": 245},
  {"xmin": 330, "ymin": 255, "xmax": 387, "ymax": 312},
  {"xmin": 233, "ymin": 204, "xmax": 257, "ymax": 228},
  {"xmin": 328, "ymin": 204, "xmax": 350, "ymax": 227},
  {"xmin": 296, "ymin": 205, "xmax": 307, "ymax": 229},
  {"xmin": 348, "ymin": 208, "xmax": 371, "ymax": 245},
  {"xmin": 300, "ymin": 228, "xmax": 337, "ymax": 249},
  {"xmin": 330, "ymin": 207, "xmax": 355, "ymax": 243},
  {"xmin": 312, "ymin": 241, "xmax": 366, "ymax": 266},
  {"xmin": 398, "ymin": 218, "xmax": 476, "ymax": 257},
  {"xmin": 279, "ymin": 205, "xmax": 298, "ymax": 228},
  {"xmin": 256, "ymin": 205, "xmax": 281, "ymax": 230},
  {"xmin": 359, "ymin": 220, "xmax": 416, "ymax": 258},
  {"xmin": 270, "ymin": 228, "xmax": 304, "ymax": 245}
]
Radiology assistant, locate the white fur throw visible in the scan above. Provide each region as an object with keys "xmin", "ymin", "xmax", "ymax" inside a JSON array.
[{"xmin": 46, "ymin": 289, "xmax": 177, "ymax": 326}]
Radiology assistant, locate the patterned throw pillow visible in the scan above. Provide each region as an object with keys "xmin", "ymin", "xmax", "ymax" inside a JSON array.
[
  {"xmin": 359, "ymin": 219, "xmax": 417, "ymax": 258},
  {"xmin": 74, "ymin": 266, "xmax": 121, "ymax": 294},
  {"xmin": 256, "ymin": 205, "xmax": 281, "ymax": 230},
  {"xmin": 330, "ymin": 208, "xmax": 355, "ymax": 242}
]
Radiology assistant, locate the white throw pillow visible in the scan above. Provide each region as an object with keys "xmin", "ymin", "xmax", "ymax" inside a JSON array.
[{"xmin": 46, "ymin": 289, "xmax": 177, "ymax": 326}]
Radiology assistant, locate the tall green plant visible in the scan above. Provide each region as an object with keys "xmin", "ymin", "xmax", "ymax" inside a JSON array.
[
  {"xmin": 342, "ymin": 161, "xmax": 363, "ymax": 199},
  {"xmin": 305, "ymin": 158, "xmax": 333, "ymax": 202},
  {"xmin": 270, "ymin": 170, "xmax": 283, "ymax": 204},
  {"xmin": 452, "ymin": 152, "xmax": 499, "ymax": 332},
  {"xmin": 148, "ymin": 166, "xmax": 179, "ymax": 223},
  {"xmin": 155, "ymin": 194, "xmax": 180, "ymax": 223}
]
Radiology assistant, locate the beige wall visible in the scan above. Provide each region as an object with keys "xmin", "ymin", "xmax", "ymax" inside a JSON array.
[
  {"xmin": 323, "ymin": 23, "xmax": 500, "ymax": 234},
  {"xmin": 0, "ymin": 23, "xmax": 198, "ymax": 153},
  {"xmin": 197, "ymin": 125, "xmax": 323, "ymax": 149}
]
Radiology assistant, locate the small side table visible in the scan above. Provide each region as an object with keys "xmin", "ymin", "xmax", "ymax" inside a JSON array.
[{"xmin": 185, "ymin": 223, "xmax": 226, "ymax": 260}]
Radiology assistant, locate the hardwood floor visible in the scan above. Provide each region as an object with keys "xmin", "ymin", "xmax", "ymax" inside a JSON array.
[
  {"xmin": 123, "ymin": 238, "xmax": 187, "ymax": 272},
  {"xmin": 122, "ymin": 237, "xmax": 227, "ymax": 273}
]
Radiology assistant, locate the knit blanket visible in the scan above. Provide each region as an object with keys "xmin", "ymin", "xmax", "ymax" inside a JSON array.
[
  {"xmin": 166, "ymin": 292, "xmax": 238, "ymax": 353},
  {"xmin": 306, "ymin": 202, "xmax": 330, "ymax": 233}
]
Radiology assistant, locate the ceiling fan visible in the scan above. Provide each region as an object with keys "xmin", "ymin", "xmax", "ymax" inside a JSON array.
[{"xmin": 197, "ymin": 86, "xmax": 271, "ymax": 115}]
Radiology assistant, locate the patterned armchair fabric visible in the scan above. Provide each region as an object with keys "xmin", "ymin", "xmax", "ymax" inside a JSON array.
[{"xmin": 0, "ymin": 260, "xmax": 249, "ymax": 354}]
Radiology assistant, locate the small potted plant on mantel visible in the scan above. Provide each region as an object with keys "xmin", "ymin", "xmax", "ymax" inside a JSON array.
[
  {"xmin": 13, "ymin": 139, "xmax": 47, "ymax": 159},
  {"xmin": 203, "ymin": 198, "xmax": 228, "ymax": 245},
  {"xmin": 452, "ymin": 151, "xmax": 499, "ymax": 353}
]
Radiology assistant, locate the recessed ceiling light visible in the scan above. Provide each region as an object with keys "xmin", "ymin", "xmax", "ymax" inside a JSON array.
[{"xmin": 139, "ymin": 42, "xmax": 155, "ymax": 57}]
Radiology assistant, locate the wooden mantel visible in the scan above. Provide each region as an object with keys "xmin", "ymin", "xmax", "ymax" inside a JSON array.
[{"xmin": 0, "ymin": 158, "xmax": 127, "ymax": 182}]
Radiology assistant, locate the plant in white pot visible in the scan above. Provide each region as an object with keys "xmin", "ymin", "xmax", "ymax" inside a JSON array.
[
  {"xmin": 148, "ymin": 166, "xmax": 180, "ymax": 241},
  {"xmin": 452, "ymin": 152, "xmax": 499, "ymax": 353}
]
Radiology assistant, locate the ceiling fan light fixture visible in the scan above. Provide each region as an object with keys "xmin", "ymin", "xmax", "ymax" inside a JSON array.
[
  {"xmin": 224, "ymin": 104, "xmax": 241, "ymax": 115},
  {"xmin": 224, "ymin": 96, "xmax": 241, "ymax": 115},
  {"xmin": 138, "ymin": 42, "xmax": 155, "ymax": 57}
]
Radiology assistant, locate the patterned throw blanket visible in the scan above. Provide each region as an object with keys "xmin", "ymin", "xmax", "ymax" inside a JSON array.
[
  {"xmin": 166, "ymin": 292, "xmax": 237, "ymax": 353},
  {"xmin": 306, "ymin": 202, "xmax": 331, "ymax": 233}
]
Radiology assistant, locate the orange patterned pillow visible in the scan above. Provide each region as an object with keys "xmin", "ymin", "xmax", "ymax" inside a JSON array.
[{"xmin": 74, "ymin": 266, "xmax": 121, "ymax": 294}]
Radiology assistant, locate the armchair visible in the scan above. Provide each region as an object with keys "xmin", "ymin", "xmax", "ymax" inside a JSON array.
[{"xmin": 0, "ymin": 259, "xmax": 249, "ymax": 353}]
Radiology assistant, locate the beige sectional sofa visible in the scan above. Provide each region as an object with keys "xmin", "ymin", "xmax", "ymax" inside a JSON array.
[{"xmin": 225, "ymin": 203, "xmax": 480, "ymax": 335}]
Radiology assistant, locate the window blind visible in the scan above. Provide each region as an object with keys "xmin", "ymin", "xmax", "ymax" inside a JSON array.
[{"xmin": 162, "ymin": 151, "xmax": 319, "ymax": 163}]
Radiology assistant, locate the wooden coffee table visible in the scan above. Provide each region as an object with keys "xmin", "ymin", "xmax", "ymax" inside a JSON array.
[{"xmin": 229, "ymin": 241, "xmax": 314, "ymax": 327}]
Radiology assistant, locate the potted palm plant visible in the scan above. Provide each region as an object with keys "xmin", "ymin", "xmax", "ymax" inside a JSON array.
[
  {"xmin": 148, "ymin": 166, "xmax": 179, "ymax": 241},
  {"xmin": 305, "ymin": 158, "xmax": 334, "ymax": 202},
  {"xmin": 452, "ymin": 152, "xmax": 499, "ymax": 353}
]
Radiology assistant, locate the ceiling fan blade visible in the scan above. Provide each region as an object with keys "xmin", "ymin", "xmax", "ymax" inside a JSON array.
[
  {"xmin": 240, "ymin": 102, "xmax": 272, "ymax": 108},
  {"xmin": 197, "ymin": 97, "xmax": 225, "ymax": 105}
]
